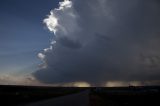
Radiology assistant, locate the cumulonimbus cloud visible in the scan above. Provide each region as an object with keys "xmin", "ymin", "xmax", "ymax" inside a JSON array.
[{"xmin": 33, "ymin": 0, "xmax": 160, "ymax": 86}]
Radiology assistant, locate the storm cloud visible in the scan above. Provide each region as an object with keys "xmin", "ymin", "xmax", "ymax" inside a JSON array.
[{"xmin": 33, "ymin": 0, "xmax": 160, "ymax": 86}]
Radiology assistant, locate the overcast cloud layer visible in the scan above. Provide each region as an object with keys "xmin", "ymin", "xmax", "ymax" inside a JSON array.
[{"xmin": 33, "ymin": 0, "xmax": 160, "ymax": 86}]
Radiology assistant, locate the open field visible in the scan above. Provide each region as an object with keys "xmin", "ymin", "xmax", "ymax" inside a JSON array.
[{"xmin": 0, "ymin": 85, "xmax": 159, "ymax": 106}]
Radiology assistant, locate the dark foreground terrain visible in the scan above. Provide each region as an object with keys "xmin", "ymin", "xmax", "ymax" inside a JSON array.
[{"xmin": 0, "ymin": 85, "xmax": 159, "ymax": 106}]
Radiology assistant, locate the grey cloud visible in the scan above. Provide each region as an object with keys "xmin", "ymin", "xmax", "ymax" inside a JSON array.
[
  {"xmin": 33, "ymin": 0, "xmax": 160, "ymax": 86},
  {"xmin": 58, "ymin": 37, "xmax": 82, "ymax": 49}
]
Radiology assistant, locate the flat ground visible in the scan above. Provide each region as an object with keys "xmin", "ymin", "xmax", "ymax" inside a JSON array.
[{"xmin": 0, "ymin": 85, "xmax": 159, "ymax": 106}]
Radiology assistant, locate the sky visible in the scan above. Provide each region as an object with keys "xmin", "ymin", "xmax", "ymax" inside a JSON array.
[
  {"xmin": 0, "ymin": 0, "xmax": 160, "ymax": 86},
  {"xmin": 0, "ymin": 0, "xmax": 60, "ymax": 84}
]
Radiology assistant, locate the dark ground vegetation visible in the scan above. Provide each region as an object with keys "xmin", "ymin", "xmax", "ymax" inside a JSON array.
[{"xmin": 0, "ymin": 85, "xmax": 159, "ymax": 106}]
